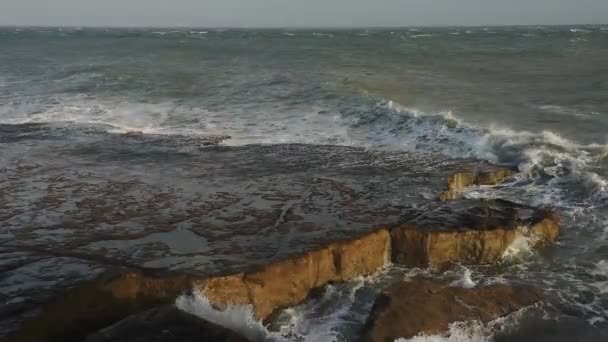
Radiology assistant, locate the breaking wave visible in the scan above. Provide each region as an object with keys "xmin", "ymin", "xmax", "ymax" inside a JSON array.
[
  {"xmin": 176, "ymin": 282, "xmax": 375, "ymax": 342},
  {"xmin": 2, "ymin": 94, "xmax": 606, "ymax": 204},
  {"xmin": 348, "ymin": 100, "xmax": 608, "ymax": 204}
]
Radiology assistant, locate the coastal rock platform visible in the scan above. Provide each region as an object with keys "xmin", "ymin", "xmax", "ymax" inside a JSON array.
[{"xmin": 0, "ymin": 130, "xmax": 558, "ymax": 341}]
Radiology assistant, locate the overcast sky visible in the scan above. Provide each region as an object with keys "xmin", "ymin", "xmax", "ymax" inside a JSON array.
[{"xmin": 1, "ymin": 0, "xmax": 607, "ymax": 27}]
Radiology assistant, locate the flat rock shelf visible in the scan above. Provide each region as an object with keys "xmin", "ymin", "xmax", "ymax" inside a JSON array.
[{"xmin": 0, "ymin": 130, "xmax": 558, "ymax": 341}]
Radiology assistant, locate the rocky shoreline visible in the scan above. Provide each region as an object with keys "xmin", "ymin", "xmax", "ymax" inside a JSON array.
[{"xmin": 1, "ymin": 138, "xmax": 560, "ymax": 341}]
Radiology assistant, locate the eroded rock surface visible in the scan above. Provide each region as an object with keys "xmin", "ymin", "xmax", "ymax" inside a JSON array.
[
  {"xmin": 439, "ymin": 166, "xmax": 515, "ymax": 200},
  {"xmin": 362, "ymin": 280, "xmax": 543, "ymax": 342},
  {"xmin": 391, "ymin": 199, "xmax": 560, "ymax": 269},
  {"xmin": 4, "ymin": 198, "xmax": 560, "ymax": 342},
  {"xmin": 201, "ymin": 229, "xmax": 391, "ymax": 320},
  {"xmin": 0, "ymin": 125, "xmax": 515, "ymax": 336}
]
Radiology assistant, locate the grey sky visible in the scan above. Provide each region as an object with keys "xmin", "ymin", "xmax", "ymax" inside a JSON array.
[{"xmin": 1, "ymin": 0, "xmax": 606, "ymax": 27}]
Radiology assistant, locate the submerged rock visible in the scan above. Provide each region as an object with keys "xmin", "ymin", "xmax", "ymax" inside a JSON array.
[
  {"xmin": 85, "ymin": 306, "xmax": 250, "ymax": 342},
  {"xmin": 361, "ymin": 280, "xmax": 543, "ymax": 342}
]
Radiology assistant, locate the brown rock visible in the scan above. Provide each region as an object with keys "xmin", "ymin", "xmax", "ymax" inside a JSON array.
[
  {"xmin": 362, "ymin": 280, "xmax": 543, "ymax": 342},
  {"xmin": 440, "ymin": 166, "xmax": 515, "ymax": 200},
  {"xmin": 85, "ymin": 306, "xmax": 250, "ymax": 342},
  {"xmin": 331, "ymin": 228, "xmax": 391, "ymax": 281},
  {"xmin": 391, "ymin": 199, "xmax": 559, "ymax": 269},
  {"xmin": 200, "ymin": 229, "xmax": 391, "ymax": 320}
]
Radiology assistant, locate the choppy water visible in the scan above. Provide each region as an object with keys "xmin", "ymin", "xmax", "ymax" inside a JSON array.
[{"xmin": 1, "ymin": 26, "xmax": 608, "ymax": 340}]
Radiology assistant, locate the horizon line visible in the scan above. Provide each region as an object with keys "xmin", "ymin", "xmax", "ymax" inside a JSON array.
[{"xmin": 0, "ymin": 23, "xmax": 605, "ymax": 30}]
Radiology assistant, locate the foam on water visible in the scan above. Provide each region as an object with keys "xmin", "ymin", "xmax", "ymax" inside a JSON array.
[
  {"xmin": 395, "ymin": 321, "xmax": 491, "ymax": 342},
  {"xmin": 176, "ymin": 290, "xmax": 281, "ymax": 342},
  {"xmin": 355, "ymin": 101, "xmax": 608, "ymax": 203},
  {"xmin": 394, "ymin": 308, "xmax": 529, "ymax": 342},
  {"xmin": 176, "ymin": 282, "xmax": 375, "ymax": 342},
  {"xmin": 502, "ymin": 232, "xmax": 533, "ymax": 261},
  {"xmin": 449, "ymin": 267, "xmax": 477, "ymax": 289}
]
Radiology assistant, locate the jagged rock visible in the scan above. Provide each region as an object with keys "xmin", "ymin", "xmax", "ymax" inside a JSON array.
[
  {"xmin": 85, "ymin": 306, "xmax": 250, "ymax": 342},
  {"xmin": 440, "ymin": 166, "xmax": 515, "ymax": 200},
  {"xmin": 201, "ymin": 229, "xmax": 391, "ymax": 320},
  {"xmin": 1, "ymin": 139, "xmax": 515, "ymax": 335},
  {"xmin": 391, "ymin": 199, "xmax": 560, "ymax": 269},
  {"xmin": 4, "ymin": 230, "xmax": 390, "ymax": 341},
  {"xmin": 4, "ymin": 199, "xmax": 559, "ymax": 341},
  {"xmin": 361, "ymin": 280, "xmax": 543, "ymax": 342}
]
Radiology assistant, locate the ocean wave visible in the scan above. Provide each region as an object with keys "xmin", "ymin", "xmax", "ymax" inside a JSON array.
[
  {"xmin": 312, "ymin": 33, "xmax": 334, "ymax": 38},
  {"xmin": 570, "ymin": 28, "xmax": 592, "ymax": 34},
  {"xmin": 352, "ymin": 101, "xmax": 608, "ymax": 201},
  {"xmin": 176, "ymin": 282, "xmax": 372, "ymax": 342},
  {"xmin": 3, "ymin": 93, "xmax": 606, "ymax": 204},
  {"xmin": 176, "ymin": 290, "xmax": 280, "ymax": 341}
]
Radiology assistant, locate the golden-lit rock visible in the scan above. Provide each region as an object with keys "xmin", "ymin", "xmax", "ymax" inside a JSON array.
[
  {"xmin": 391, "ymin": 199, "xmax": 559, "ymax": 269},
  {"xmin": 440, "ymin": 166, "xmax": 515, "ymax": 200},
  {"xmin": 200, "ymin": 229, "xmax": 391, "ymax": 320}
]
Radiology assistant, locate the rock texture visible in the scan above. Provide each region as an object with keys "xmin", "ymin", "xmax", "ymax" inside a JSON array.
[
  {"xmin": 440, "ymin": 166, "xmax": 515, "ymax": 200},
  {"xmin": 362, "ymin": 280, "xmax": 543, "ymax": 342},
  {"xmin": 201, "ymin": 229, "xmax": 391, "ymax": 320},
  {"xmin": 0, "ymin": 125, "xmax": 549, "ymax": 339},
  {"xmin": 0, "ymin": 136, "xmax": 517, "ymax": 336},
  {"xmin": 391, "ymin": 199, "xmax": 560, "ymax": 269},
  {"xmin": 3, "ymin": 199, "xmax": 560, "ymax": 341},
  {"xmin": 85, "ymin": 306, "xmax": 250, "ymax": 342}
]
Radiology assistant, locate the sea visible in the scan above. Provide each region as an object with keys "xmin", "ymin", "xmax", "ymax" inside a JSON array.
[{"xmin": 1, "ymin": 26, "xmax": 607, "ymax": 341}]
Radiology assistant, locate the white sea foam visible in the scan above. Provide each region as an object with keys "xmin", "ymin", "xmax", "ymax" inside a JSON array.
[
  {"xmin": 312, "ymin": 33, "xmax": 334, "ymax": 38},
  {"xmin": 394, "ymin": 308, "xmax": 529, "ymax": 342},
  {"xmin": 176, "ymin": 290, "xmax": 281, "ymax": 341},
  {"xmin": 449, "ymin": 267, "xmax": 477, "ymax": 289},
  {"xmin": 176, "ymin": 282, "xmax": 372, "ymax": 342},
  {"xmin": 502, "ymin": 232, "xmax": 533, "ymax": 261},
  {"xmin": 570, "ymin": 28, "xmax": 592, "ymax": 34},
  {"xmin": 363, "ymin": 101, "xmax": 608, "ymax": 203},
  {"xmin": 395, "ymin": 321, "xmax": 491, "ymax": 342}
]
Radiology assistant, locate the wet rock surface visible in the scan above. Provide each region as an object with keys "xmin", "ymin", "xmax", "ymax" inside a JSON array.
[
  {"xmin": 0, "ymin": 126, "xmax": 541, "ymax": 339},
  {"xmin": 391, "ymin": 199, "xmax": 560, "ymax": 268},
  {"xmin": 361, "ymin": 280, "xmax": 543, "ymax": 342},
  {"xmin": 0, "ymin": 127, "xmax": 515, "ymax": 337},
  {"xmin": 85, "ymin": 306, "xmax": 250, "ymax": 342}
]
